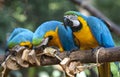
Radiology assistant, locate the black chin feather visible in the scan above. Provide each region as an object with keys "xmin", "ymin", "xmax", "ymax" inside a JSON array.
[
  {"xmin": 71, "ymin": 24, "xmax": 82, "ymax": 32},
  {"xmin": 63, "ymin": 17, "xmax": 73, "ymax": 29},
  {"xmin": 64, "ymin": 17, "xmax": 82, "ymax": 32}
]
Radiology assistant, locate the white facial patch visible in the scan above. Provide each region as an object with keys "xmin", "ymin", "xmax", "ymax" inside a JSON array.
[
  {"xmin": 65, "ymin": 15, "xmax": 80, "ymax": 27},
  {"xmin": 71, "ymin": 20, "xmax": 80, "ymax": 27}
]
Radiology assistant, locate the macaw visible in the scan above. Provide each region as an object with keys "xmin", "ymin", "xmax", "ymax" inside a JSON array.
[
  {"xmin": 3, "ymin": 28, "xmax": 33, "ymax": 77},
  {"xmin": 7, "ymin": 28, "xmax": 33, "ymax": 49},
  {"xmin": 32, "ymin": 20, "xmax": 77, "ymax": 52},
  {"xmin": 63, "ymin": 11, "xmax": 115, "ymax": 77}
]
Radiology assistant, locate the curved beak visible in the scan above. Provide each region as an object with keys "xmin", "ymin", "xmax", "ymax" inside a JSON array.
[
  {"xmin": 34, "ymin": 37, "xmax": 50, "ymax": 50},
  {"xmin": 63, "ymin": 16, "xmax": 69, "ymax": 29},
  {"xmin": 39, "ymin": 37, "xmax": 49, "ymax": 47},
  {"xmin": 63, "ymin": 16, "xmax": 73, "ymax": 30}
]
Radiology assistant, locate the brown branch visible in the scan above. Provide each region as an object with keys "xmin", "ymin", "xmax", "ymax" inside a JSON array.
[
  {"xmin": 0, "ymin": 55, "xmax": 5, "ymax": 64},
  {"xmin": 0, "ymin": 46, "xmax": 120, "ymax": 77},
  {"xmin": 43, "ymin": 47, "xmax": 120, "ymax": 64},
  {"xmin": 70, "ymin": 0, "xmax": 120, "ymax": 37},
  {"xmin": 1, "ymin": 47, "xmax": 120, "ymax": 66}
]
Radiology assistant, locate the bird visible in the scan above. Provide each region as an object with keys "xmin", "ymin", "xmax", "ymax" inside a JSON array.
[
  {"xmin": 32, "ymin": 20, "xmax": 79, "ymax": 77},
  {"xmin": 63, "ymin": 11, "xmax": 115, "ymax": 77},
  {"xmin": 7, "ymin": 27, "xmax": 33, "ymax": 49},
  {"xmin": 3, "ymin": 28, "xmax": 33, "ymax": 77},
  {"xmin": 32, "ymin": 20, "xmax": 77, "ymax": 52}
]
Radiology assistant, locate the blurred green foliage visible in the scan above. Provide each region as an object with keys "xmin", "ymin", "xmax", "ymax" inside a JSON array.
[
  {"xmin": 0, "ymin": 0, "xmax": 77, "ymax": 49},
  {"xmin": 94, "ymin": 0, "xmax": 120, "ymax": 25},
  {"xmin": 0, "ymin": 0, "xmax": 120, "ymax": 77},
  {"xmin": 94, "ymin": 0, "xmax": 120, "ymax": 46},
  {"xmin": 0, "ymin": 0, "xmax": 77, "ymax": 77}
]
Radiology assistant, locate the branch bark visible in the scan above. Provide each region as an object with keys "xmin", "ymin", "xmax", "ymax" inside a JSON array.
[
  {"xmin": 70, "ymin": 0, "xmax": 120, "ymax": 37},
  {"xmin": 47, "ymin": 47, "xmax": 120, "ymax": 64},
  {"xmin": 0, "ymin": 47, "xmax": 120, "ymax": 66},
  {"xmin": 1, "ymin": 47, "xmax": 120, "ymax": 77}
]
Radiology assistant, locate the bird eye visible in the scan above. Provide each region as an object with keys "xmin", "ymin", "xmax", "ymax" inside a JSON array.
[
  {"xmin": 48, "ymin": 36, "xmax": 53, "ymax": 40},
  {"xmin": 24, "ymin": 45, "xmax": 29, "ymax": 48}
]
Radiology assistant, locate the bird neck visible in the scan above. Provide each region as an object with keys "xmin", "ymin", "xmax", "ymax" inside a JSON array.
[
  {"xmin": 73, "ymin": 16, "xmax": 99, "ymax": 49},
  {"xmin": 45, "ymin": 30, "xmax": 64, "ymax": 52},
  {"xmin": 76, "ymin": 16, "xmax": 91, "ymax": 36}
]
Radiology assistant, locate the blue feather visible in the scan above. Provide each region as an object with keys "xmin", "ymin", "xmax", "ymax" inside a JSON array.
[
  {"xmin": 58, "ymin": 23, "xmax": 77, "ymax": 51},
  {"xmin": 7, "ymin": 28, "xmax": 31, "ymax": 42},
  {"xmin": 7, "ymin": 28, "xmax": 33, "ymax": 48},
  {"xmin": 87, "ymin": 16, "xmax": 115, "ymax": 48},
  {"xmin": 33, "ymin": 21, "xmax": 61, "ymax": 40},
  {"xmin": 33, "ymin": 20, "xmax": 78, "ymax": 51}
]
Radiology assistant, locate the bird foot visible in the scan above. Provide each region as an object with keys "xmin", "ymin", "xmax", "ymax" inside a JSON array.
[{"xmin": 91, "ymin": 46, "xmax": 102, "ymax": 52}]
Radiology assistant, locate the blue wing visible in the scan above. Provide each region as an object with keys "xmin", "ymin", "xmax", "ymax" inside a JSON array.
[
  {"xmin": 58, "ymin": 24, "xmax": 78, "ymax": 51},
  {"xmin": 33, "ymin": 20, "xmax": 62, "ymax": 45},
  {"xmin": 33, "ymin": 20, "xmax": 78, "ymax": 51},
  {"xmin": 34, "ymin": 21, "xmax": 61, "ymax": 38},
  {"xmin": 7, "ymin": 28, "xmax": 32, "ymax": 42},
  {"xmin": 7, "ymin": 28, "xmax": 33, "ymax": 48},
  {"xmin": 87, "ymin": 16, "xmax": 115, "ymax": 48}
]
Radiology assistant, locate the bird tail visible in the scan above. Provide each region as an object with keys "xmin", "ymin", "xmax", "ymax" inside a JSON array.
[{"xmin": 98, "ymin": 62, "xmax": 110, "ymax": 77}]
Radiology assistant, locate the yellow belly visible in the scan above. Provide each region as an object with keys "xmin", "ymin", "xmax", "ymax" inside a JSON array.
[
  {"xmin": 73, "ymin": 27, "xmax": 99, "ymax": 50},
  {"xmin": 48, "ymin": 39, "xmax": 64, "ymax": 52},
  {"xmin": 44, "ymin": 29, "xmax": 64, "ymax": 52},
  {"xmin": 74, "ymin": 16, "xmax": 99, "ymax": 50},
  {"xmin": 74, "ymin": 32, "xmax": 99, "ymax": 50}
]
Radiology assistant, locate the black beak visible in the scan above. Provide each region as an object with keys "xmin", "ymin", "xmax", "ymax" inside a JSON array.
[
  {"xmin": 63, "ymin": 16, "xmax": 73, "ymax": 30},
  {"xmin": 63, "ymin": 17, "xmax": 68, "ymax": 29}
]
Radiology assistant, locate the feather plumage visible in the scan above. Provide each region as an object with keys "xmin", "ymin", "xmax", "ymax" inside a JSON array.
[
  {"xmin": 32, "ymin": 20, "xmax": 77, "ymax": 51},
  {"xmin": 7, "ymin": 28, "xmax": 33, "ymax": 49},
  {"xmin": 64, "ymin": 11, "xmax": 116, "ymax": 77}
]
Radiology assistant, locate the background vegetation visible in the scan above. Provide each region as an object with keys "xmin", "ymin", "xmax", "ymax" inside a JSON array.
[{"xmin": 0, "ymin": 0, "xmax": 120, "ymax": 77}]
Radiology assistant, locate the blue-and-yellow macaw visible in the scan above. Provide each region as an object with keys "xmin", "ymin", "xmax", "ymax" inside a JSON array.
[
  {"xmin": 7, "ymin": 28, "xmax": 33, "ymax": 49},
  {"xmin": 3, "ymin": 28, "xmax": 33, "ymax": 77},
  {"xmin": 63, "ymin": 11, "xmax": 115, "ymax": 77},
  {"xmin": 32, "ymin": 20, "xmax": 77, "ymax": 52}
]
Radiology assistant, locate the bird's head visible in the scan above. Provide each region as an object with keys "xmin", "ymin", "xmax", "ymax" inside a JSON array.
[
  {"xmin": 32, "ymin": 22, "xmax": 63, "ymax": 51},
  {"xmin": 64, "ymin": 11, "xmax": 86, "ymax": 32},
  {"xmin": 32, "ymin": 34, "xmax": 52, "ymax": 50}
]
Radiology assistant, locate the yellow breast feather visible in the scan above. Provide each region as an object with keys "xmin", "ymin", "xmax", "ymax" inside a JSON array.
[
  {"xmin": 44, "ymin": 27, "xmax": 64, "ymax": 52},
  {"xmin": 20, "ymin": 41, "xmax": 32, "ymax": 48},
  {"xmin": 74, "ymin": 16, "xmax": 99, "ymax": 50}
]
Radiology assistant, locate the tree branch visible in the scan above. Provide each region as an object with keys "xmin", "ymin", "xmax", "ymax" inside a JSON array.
[
  {"xmin": 1, "ymin": 46, "xmax": 120, "ymax": 77},
  {"xmin": 70, "ymin": 0, "xmax": 120, "ymax": 37},
  {"xmin": 0, "ymin": 47, "xmax": 120, "ymax": 66}
]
